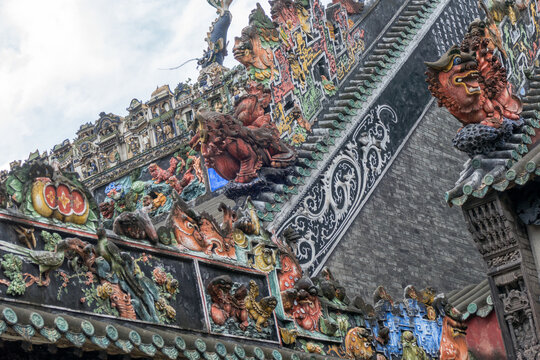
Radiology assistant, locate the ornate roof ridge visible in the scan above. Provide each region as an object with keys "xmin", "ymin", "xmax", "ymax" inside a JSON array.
[{"xmin": 263, "ymin": 0, "xmax": 445, "ymax": 230}]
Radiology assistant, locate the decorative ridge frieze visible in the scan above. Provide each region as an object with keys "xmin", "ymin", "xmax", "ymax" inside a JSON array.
[
  {"xmin": 83, "ymin": 135, "xmax": 189, "ymax": 190},
  {"xmin": 271, "ymin": 0, "xmax": 480, "ymax": 275},
  {"xmin": 270, "ymin": 0, "xmax": 451, "ymax": 231}
]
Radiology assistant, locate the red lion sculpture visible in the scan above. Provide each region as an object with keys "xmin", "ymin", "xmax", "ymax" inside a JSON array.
[
  {"xmin": 190, "ymin": 107, "xmax": 296, "ymax": 183},
  {"xmin": 426, "ymin": 20, "xmax": 521, "ymax": 129},
  {"xmin": 207, "ymin": 275, "xmax": 249, "ymax": 330}
]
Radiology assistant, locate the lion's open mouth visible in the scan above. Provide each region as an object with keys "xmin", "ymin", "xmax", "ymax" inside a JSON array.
[{"xmin": 453, "ymin": 70, "xmax": 481, "ymax": 94}]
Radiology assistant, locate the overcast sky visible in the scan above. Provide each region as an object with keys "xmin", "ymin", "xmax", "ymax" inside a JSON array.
[{"xmin": 0, "ymin": 0, "xmax": 284, "ymax": 170}]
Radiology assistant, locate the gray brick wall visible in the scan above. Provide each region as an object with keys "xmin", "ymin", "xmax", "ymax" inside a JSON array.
[{"xmin": 324, "ymin": 102, "xmax": 486, "ymax": 302}]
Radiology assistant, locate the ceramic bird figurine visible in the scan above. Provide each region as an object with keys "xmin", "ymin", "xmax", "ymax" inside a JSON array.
[
  {"xmin": 95, "ymin": 227, "xmax": 144, "ymax": 297},
  {"xmin": 0, "ymin": 238, "xmax": 68, "ymax": 285}
]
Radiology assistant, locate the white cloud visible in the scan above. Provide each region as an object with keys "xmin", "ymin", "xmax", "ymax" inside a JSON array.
[{"xmin": 0, "ymin": 0, "xmax": 270, "ymax": 171}]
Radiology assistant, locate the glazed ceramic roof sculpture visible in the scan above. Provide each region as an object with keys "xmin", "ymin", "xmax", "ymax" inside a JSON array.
[
  {"xmin": 3, "ymin": 0, "xmax": 528, "ymax": 357},
  {"xmin": 425, "ymin": 13, "xmax": 540, "ymax": 207},
  {"xmin": 199, "ymin": 0, "xmax": 234, "ymax": 68},
  {"xmin": 0, "ymin": 160, "xmax": 470, "ymax": 359},
  {"xmin": 0, "ymin": 0, "xmax": 488, "ymax": 281}
]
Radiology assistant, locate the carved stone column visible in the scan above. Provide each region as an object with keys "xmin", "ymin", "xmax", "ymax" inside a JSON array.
[{"xmin": 463, "ymin": 193, "xmax": 540, "ymax": 359}]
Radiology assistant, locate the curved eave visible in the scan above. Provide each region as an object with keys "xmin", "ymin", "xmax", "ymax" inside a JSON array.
[
  {"xmin": 447, "ymin": 105, "xmax": 540, "ymax": 207},
  {"xmin": 0, "ymin": 303, "xmax": 332, "ymax": 360},
  {"xmin": 447, "ymin": 279, "xmax": 493, "ymax": 321}
]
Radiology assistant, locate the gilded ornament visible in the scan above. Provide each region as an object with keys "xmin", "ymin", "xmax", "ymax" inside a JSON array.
[
  {"xmin": 344, "ymin": 327, "xmax": 374, "ymax": 360},
  {"xmin": 165, "ymin": 305, "xmax": 176, "ymax": 319},
  {"xmin": 97, "ymin": 282, "xmax": 114, "ymax": 299},
  {"xmin": 279, "ymin": 327, "xmax": 298, "ymax": 345},
  {"xmin": 245, "ymin": 280, "xmax": 277, "ymax": 332},
  {"xmin": 426, "ymin": 306, "xmax": 436, "ymax": 321},
  {"xmin": 305, "ymin": 342, "xmax": 324, "ymax": 355},
  {"xmin": 166, "ymin": 278, "xmax": 179, "ymax": 294},
  {"xmin": 233, "ymin": 229, "xmax": 248, "ymax": 248},
  {"xmin": 251, "ymin": 243, "xmax": 276, "ymax": 273}
]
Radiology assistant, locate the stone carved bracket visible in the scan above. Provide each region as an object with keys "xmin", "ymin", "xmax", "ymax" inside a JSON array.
[
  {"xmin": 464, "ymin": 198, "xmax": 518, "ymax": 259},
  {"xmin": 463, "ymin": 194, "xmax": 540, "ymax": 357},
  {"xmin": 502, "ymin": 289, "xmax": 530, "ymax": 316},
  {"xmin": 487, "ymin": 250, "xmax": 521, "ymax": 269}
]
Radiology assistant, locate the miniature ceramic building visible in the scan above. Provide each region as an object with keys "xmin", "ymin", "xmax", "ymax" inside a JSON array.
[{"xmin": 1, "ymin": 0, "xmax": 539, "ymax": 358}]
